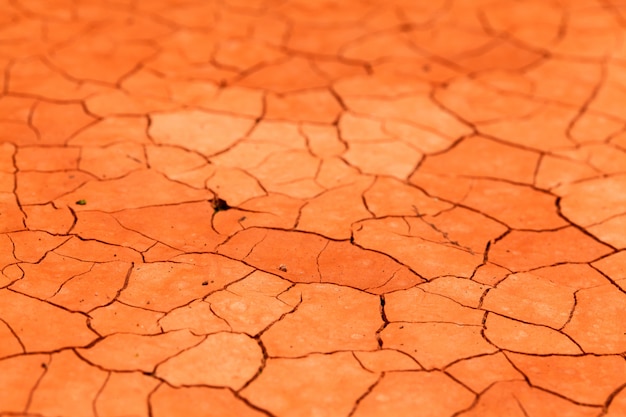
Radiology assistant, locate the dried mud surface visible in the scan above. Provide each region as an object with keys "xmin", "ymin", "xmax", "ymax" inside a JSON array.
[{"xmin": 1, "ymin": 0, "xmax": 626, "ymax": 416}]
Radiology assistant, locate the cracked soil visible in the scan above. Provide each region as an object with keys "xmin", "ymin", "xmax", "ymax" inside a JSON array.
[{"xmin": 1, "ymin": 0, "xmax": 626, "ymax": 416}]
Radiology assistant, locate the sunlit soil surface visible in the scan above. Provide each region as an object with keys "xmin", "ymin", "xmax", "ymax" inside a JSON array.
[{"xmin": 1, "ymin": 0, "xmax": 626, "ymax": 416}]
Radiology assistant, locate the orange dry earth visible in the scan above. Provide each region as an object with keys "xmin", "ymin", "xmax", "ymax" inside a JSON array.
[{"xmin": 1, "ymin": 0, "xmax": 626, "ymax": 416}]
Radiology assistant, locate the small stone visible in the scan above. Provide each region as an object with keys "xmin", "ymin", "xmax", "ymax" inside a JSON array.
[{"xmin": 211, "ymin": 197, "xmax": 230, "ymax": 212}]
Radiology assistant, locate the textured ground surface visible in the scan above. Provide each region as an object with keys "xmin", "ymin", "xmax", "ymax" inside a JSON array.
[{"xmin": 1, "ymin": 0, "xmax": 626, "ymax": 416}]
